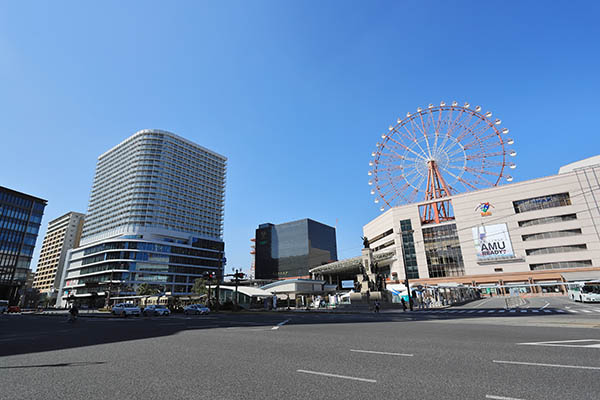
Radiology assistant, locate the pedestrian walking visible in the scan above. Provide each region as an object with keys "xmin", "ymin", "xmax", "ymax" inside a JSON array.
[
  {"xmin": 401, "ymin": 298, "xmax": 407, "ymax": 312},
  {"xmin": 374, "ymin": 300, "xmax": 380, "ymax": 313}
]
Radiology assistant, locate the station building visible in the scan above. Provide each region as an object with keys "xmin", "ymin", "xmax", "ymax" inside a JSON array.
[{"xmin": 312, "ymin": 156, "xmax": 600, "ymax": 294}]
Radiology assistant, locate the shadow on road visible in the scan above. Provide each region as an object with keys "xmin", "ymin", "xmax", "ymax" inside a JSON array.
[{"xmin": 0, "ymin": 306, "xmax": 590, "ymax": 358}]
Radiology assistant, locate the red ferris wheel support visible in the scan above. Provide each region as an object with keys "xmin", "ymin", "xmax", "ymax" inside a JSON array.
[{"xmin": 420, "ymin": 160, "xmax": 455, "ymax": 224}]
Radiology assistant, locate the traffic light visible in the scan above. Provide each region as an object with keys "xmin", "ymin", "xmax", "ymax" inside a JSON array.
[{"xmin": 234, "ymin": 272, "xmax": 244, "ymax": 279}]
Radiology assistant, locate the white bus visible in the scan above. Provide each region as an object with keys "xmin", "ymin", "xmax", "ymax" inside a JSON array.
[{"xmin": 568, "ymin": 281, "xmax": 600, "ymax": 303}]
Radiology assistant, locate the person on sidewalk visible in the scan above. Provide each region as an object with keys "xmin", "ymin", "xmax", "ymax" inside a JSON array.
[
  {"xmin": 374, "ymin": 300, "xmax": 380, "ymax": 313},
  {"xmin": 401, "ymin": 298, "xmax": 407, "ymax": 312},
  {"xmin": 68, "ymin": 304, "xmax": 79, "ymax": 322}
]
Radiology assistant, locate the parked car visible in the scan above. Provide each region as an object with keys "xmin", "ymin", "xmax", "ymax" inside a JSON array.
[
  {"xmin": 7, "ymin": 305, "xmax": 21, "ymax": 313},
  {"xmin": 183, "ymin": 304, "xmax": 210, "ymax": 315},
  {"xmin": 143, "ymin": 304, "xmax": 171, "ymax": 316},
  {"xmin": 111, "ymin": 303, "xmax": 141, "ymax": 317}
]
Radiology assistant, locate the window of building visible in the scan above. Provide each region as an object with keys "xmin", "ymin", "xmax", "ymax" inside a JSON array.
[
  {"xmin": 522, "ymin": 228, "xmax": 582, "ymax": 241},
  {"xmin": 422, "ymin": 223, "xmax": 464, "ymax": 278},
  {"xmin": 513, "ymin": 193, "xmax": 571, "ymax": 214},
  {"xmin": 530, "ymin": 260, "xmax": 592, "ymax": 271},
  {"xmin": 399, "ymin": 219, "xmax": 419, "ymax": 279},
  {"xmin": 368, "ymin": 229, "xmax": 394, "ymax": 246},
  {"xmin": 518, "ymin": 213, "xmax": 577, "ymax": 227},
  {"xmin": 526, "ymin": 244, "xmax": 587, "ymax": 256}
]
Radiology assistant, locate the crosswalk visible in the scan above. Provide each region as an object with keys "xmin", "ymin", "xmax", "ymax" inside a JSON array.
[{"xmin": 415, "ymin": 307, "xmax": 600, "ymax": 315}]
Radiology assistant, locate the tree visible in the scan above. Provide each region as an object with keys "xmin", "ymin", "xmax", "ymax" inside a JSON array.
[
  {"xmin": 136, "ymin": 283, "xmax": 158, "ymax": 296},
  {"xmin": 192, "ymin": 278, "xmax": 208, "ymax": 296}
]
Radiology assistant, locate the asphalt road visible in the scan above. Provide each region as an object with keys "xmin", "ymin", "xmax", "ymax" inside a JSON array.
[{"xmin": 1, "ymin": 296, "xmax": 600, "ymax": 400}]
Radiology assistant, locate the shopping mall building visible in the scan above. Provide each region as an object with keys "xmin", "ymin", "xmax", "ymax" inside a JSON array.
[{"xmin": 311, "ymin": 155, "xmax": 600, "ymax": 294}]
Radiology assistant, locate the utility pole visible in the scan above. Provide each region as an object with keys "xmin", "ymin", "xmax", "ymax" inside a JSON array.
[
  {"xmin": 234, "ymin": 269, "xmax": 240, "ymax": 306},
  {"xmin": 398, "ymin": 228, "xmax": 414, "ymax": 311}
]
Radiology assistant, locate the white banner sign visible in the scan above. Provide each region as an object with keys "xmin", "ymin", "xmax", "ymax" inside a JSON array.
[{"xmin": 472, "ymin": 223, "xmax": 514, "ymax": 260}]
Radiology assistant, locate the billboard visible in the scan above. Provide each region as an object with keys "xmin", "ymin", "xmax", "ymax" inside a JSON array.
[{"xmin": 472, "ymin": 223, "xmax": 514, "ymax": 260}]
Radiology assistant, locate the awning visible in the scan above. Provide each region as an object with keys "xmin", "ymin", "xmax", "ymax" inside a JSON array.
[{"xmin": 561, "ymin": 271, "xmax": 600, "ymax": 282}]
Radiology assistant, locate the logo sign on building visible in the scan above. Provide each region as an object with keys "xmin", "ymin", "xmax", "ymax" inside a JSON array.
[
  {"xmin": 472, "ymin": 223, "xmax": 514, "ymax": 260},
  {"xmin": 475, "ymin": 202, "xmax": 494, "ymax": 217}
]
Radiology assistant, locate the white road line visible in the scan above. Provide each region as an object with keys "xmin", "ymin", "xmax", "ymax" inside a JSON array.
[
  {"xmin": 520, "ymin": 310, "xmax": 528, "ymax": 313},
  {"xmin": 580, "ymin": 310, "xmax": 592, "ymax": 313},
  {"xmin": 467, "ymin": 310, "xmax": 476, "ymax": 313},
  {"xmin": 486, "ymin": 395, "xmax": 526, "ymax": 400},
  {"xmin": 493, "ymin": 360, "xmax": 600, "ymax": 370},
  {"xmin": 350, "ymin": 349, "xmax": 413, "ymax": 357},
  {"xmin": 532, "ymin": 310, "xmax": 540, "ymax": 313},
  {"xmin": 458, "ymin": 310, "xmax": 467, "ymax": 313},
  {"xmin": 297, "ymin": 369, "xmax": 376, "ymax": 383},
  {"xmin": 487, "ymin": 310, "xmax": 496, "ymax": 313},
  {"xmin": 272, "ymin": 319, "xmax": 290, "ymax": 330},
  {"xmin": 568, "ymin": 309, "xmax": 579, "ymax": 313},
  {"xmin": 477, "ymin": 310, "xmax": 486, "ymax": 313},
  {"xmin": 509, "ymin": 310, "xmax": 516, "ymax": 313},
  {"xmin": 594, "ymin": 309, "xmax": 600, "ymax": 313},
  {"xmin": 543, "ymin": 310, "xmax": 552, "ymax": 313},
  {"xmin": 540, "ymin": 302, "xmax": 550, "ymax": 310},
  {"xmin": 498, "ymin": 310, "xmax": 506, "ymax": 313}
]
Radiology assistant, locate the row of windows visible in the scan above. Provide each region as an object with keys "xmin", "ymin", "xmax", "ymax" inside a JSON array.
[
  {"xmin": 0, "ymin": 190, "xmax": 44, "ymax": 212},
  {"xmin": 518, "ymin": 213, "xmax": 577, "ymax": 227},
  {"xmin": 525, "ymin": 244, "xmax": 587, "ymax": 256},
  {"xmin": 82, "ymin": 240, "xmax": 224, "ymax": 257},
  {"xmin": 530, "ymin": 260, "xmax": 592, "ymax": 271},
  {"xmin": 368, "ymin": 229, "xmax": 393, "ymax": 245},
  {"xmin": 522, "ymin": 228, "xmax": 582, "ymax": 241},
  {"xmin": 513, "ymin": 193, "xmax": 571, "ymax": 214}
]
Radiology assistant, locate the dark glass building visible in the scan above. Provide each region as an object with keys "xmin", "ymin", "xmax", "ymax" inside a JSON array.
[
  {"xmin": 0, "ymin": 186, "xmax": 47, "ymax": 304},
  {"xmin": 255, "ymin": 219, "xmax": 337, "ymax": 279}
]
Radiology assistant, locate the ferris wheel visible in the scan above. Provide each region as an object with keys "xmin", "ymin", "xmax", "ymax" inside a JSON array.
[{"xmin": 369, "ymin": 101, "xmax": 515, "ymax": 219}]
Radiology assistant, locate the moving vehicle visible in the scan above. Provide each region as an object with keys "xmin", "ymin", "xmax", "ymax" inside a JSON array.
[
  {"xmin": 111, "ymin": 303, "xmax": 141, "ymax": 317},
  {"xmin": 568, "ymin": 281, "xmax": 600, "ymax": 303},
  {"xmin": 0, "ymin": 300, "xmax": 8, "ymax": 314},
  {"xmin": 183, "ymin": 304, "xmax": 210, "ymax": 315},
  {"xmin": 143, "ymin": 304, "xmax": 171, "ymax": 316}
]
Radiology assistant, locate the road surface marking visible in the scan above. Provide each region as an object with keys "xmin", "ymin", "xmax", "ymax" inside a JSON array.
[
  {"xmin": 467, "ymin": 310, "xmax": 476, "ymax": 313},
  {"xmin": 486, "ymin": 395, "xmax": 526, "ymax": 400},
  {"xmin": 477, "ymin": 310, "xmax": 486, "ymax": 313},
  {"xmin": 297, "ymin": 369, "xmax": 376, "ymax": 383},
  {"xmin": 487, "ymin": 310, "xmax": 496, "ymax": 313},
  {"xmin": 350, "ymin": 349, "xmax": 413, "ymax": 357},
  {"xmin": 493, "ymin": 360, "xmax": 600, "ymax": 370},
  {"xmin": 520, "ymin": 310, "xmax": 528, "ymax": 313},
  {"xmin": 555, "ymin": 309, "xmax": 565, "ymax": 313},
  {"xmin": 272, "ymin": 319, "xmax": 290, "ymax": 330},
  {"xmin": 580, "ymin": 309, "xmax": 592, "ymax": 313},
  {"xmin": 518, "ymin": 339, "xmax": 600, "ymax": 348},
  {"xmin": 543, "ymin": 310, "xmax": 552, "ymax": 313},
  {"xmin": 498, "ymin": 310, "xmax": 506, "ymax": 313},
  {"xmin": 540, "ymin": 302, "xmax": 550, "ymax": 310},
  {"xmin": 476, "ymin": 298, "xmax": 493, "ymax": 308},
  {"xmin": 532, "ymin": 310, "xmax": 540, "ymax": 313},
  {"xmin": 448, "ymin": 310, "xmax": 458, "ymax": 313},
  {"xmin": 594, "ymin": 309, "xmax": 600, "ymax": 313},
  {"xmin": 568, "ymin": 309, "xmax": 579, "ymax": 313},
  {"xmin": 458, "ymin": 310, "xmax": 467, "ymax": 313},
  {"xmin": 509, "ymin": 310, "xmax": 516, "ymax": 313}
]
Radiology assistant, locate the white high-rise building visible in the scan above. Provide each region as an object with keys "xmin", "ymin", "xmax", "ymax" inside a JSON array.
[{"xmin": 57, "ymin": 129, "xmax": 227, "ymax": 307}]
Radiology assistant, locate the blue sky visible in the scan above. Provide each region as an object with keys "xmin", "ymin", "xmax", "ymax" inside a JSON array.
[{"xmin": 1, "ymin": 1, "xmax": 599, "ymax": 274}]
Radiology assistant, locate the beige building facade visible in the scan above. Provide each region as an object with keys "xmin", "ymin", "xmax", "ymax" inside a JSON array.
[
  {"xmin": 314, "ymin": 156, "xmax": 600, "ymax": 294},
  {"xmin": 33, "ymin": 212, "xmax": 85, "ymax": 294}
]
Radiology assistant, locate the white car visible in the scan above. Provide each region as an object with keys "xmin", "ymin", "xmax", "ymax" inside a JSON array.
[
  {"xmin": 183, "ymin": 304, "xmax": 210, "ymax": 315},
  {"xmin": 143, "ymin": 305, "xmax": 171, "ymax": 316},
  {"xmin": 112, "ymin": 303, "xmax": 141, "ymax": 317}
]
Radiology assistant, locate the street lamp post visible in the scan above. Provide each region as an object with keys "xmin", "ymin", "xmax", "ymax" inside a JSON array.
[{"xmin": 398, "ymin": 229, "xmax": 414, "ymax": 311}]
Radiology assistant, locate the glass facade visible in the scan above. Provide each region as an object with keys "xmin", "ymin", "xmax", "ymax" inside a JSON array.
[
  {"xmin": 513, "ymin": 193, "xmax": 571, "ymax": 214},
  {"xmin": 422, "ymin": 223, "xmax": 465, "ymax": 278},
  {"xmin": 64, "ymin": 238, "xmax": 225, "ymax": 296},
  {"xmin": 255, "ymin": 219, "xmax": 337, "ymax": 279},
  {"xmin": 0, "ymin": 187, "xmax": 46, "ymax": 303},
  {"xmin": 400, "ymin": 219, "xmax": 419, "ymax": 279}
]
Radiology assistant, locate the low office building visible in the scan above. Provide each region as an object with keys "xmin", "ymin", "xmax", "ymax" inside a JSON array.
[
  {"xmin": 312, "ymin": 156, "xmax": 600, "ymax": 294},
  {"xmin": 57, "ymin": 129, "xmax": 227, "ymax": 307},
  {"xmin": 255, "ymin": 218, "xmax": 337, "ymax": 280},
  {"xmin": 0, "ymin": 186, "xmax": 47, "ymax": 304},
  {"xmin": 33, "ymin": 212, "xmax": 85, "ymax": 296}
]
